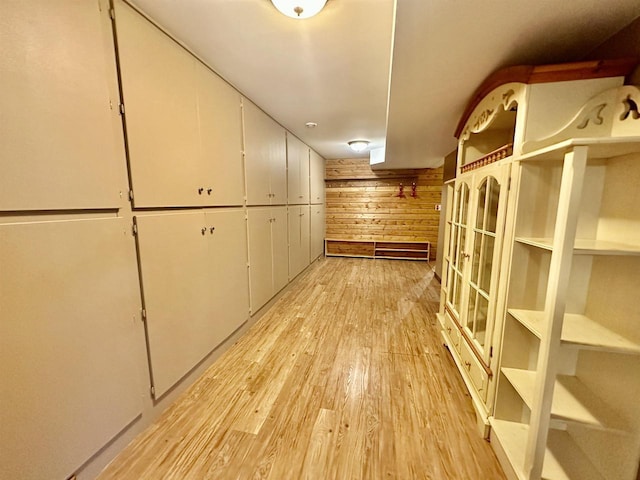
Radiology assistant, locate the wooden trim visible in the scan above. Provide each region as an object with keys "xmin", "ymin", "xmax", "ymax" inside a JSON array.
[
  {"xmin": 460, "ymin": 143, "xmax": 513, "ymax": 173},
  {"xmin": 444, "ymin": 304, "xmax": 493, "ymax": 378},
  {"xmin": 454, "ymin": 58, "xmax": 638, "ymax": 138}
]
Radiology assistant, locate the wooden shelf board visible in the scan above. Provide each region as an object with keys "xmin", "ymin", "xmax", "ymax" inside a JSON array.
[
  {"xmin": 544, "ymin": 429, "xmax": 604, "ymax": 480},
  {"xmin": 515, "ymin": 237, "xmax": 640, "ymax": 256},
  {"xmin": 518, "ymin": 136, "xmax": 640, "ymax": 162},
  {"xmin": 489, "ymin": 419, "xmax": 528, "ymax": 480},
  {"xmin": 501, "ymin": 368, "xmax": 536, "ymax": 410},
  {"xmin": 375, "ymin": 248, "xmax": 427, "ymax": 253},
  {"xmin": 490, "ymin": 419, "xmax": 606, "ymax": 480},
  {"xmin": 501, "ymin": 368, "xmax": 627, "ymax": 431},
  {"xmin": 508, "ymin": 309, "xmax": 640, "ymax": 355}
]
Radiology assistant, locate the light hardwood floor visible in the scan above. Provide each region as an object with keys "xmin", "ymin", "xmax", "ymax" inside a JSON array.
[{"xmin": 98, "ymin": 257, "xmax": 506, "ymax": 480}]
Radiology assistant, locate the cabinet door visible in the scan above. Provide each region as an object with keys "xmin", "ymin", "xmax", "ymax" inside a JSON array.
[
  {"xmin": 271, "ymin": 206, "xmax": 289, "ymax": 293},
  {"xmin": 462, "ymin": 164, "xmax": 510, "ymax": 362},
  {"xmin": 244, "ymin": 100, "xmax": 277, "ymax": 206},
  {"xmin": 446, "ymin": 177, "xmax": 471, "ymax": 320},
  {"xmin": 247, "ymin": 207, "xmax": 274, "ymax": 313},
  {"xmin": 115, "ymin": 1, "xmax": 201, "ymax": 208},
  {"xmin": 204, "ymin": 208, "xmax": 249, "ymax": 341},
  {"xmin": 310, "ymin": 204, "xmax": 325, "ymax": 261},
  {"xmin": 288, "ymin": 206, "xmax": 302, "ymax": 279},
  {"xmin": 270, "ymin": 130, "xmax": 288, "ymax": 205},
  {"xmin": 310, "ymin": 150, "xmax": 325, "ymax": 204},
  {"xmin": 0, "ymin": 0, "xmax": 126, "ymax": 211},
  {"xmin": 135, "ymin": 211, "xmax": 211, "ymax": 397},
  {"xmin": 0, "ymin": 217, "xmax": 141, "ymax": 480},
  {"xmin": 300, "ymin": 205, "xmax": 311, "ymax": 269},
  {"xmin": 197, "ymin": 64, "xmax": 244, "ymax": 206},
  {"xmin": 287, "ymin": 134, "xmax": 310, "ymax": 204}
]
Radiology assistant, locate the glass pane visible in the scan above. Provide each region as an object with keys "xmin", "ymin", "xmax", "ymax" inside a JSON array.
[
  {"xmin": 487, "ymin": 178, "xmax": 500, "ymax": 233},
  {"xmin": 475, "ymin": 293, "xmax": 489, "ymax": 347},
  {"xmin": 454, "ymin": 185, "xmax": 463, "ymax": 224},
  {"xmin": 459, "ymin": 226, "xmax": 466, "ymax": 266},
  {"xmin": 453, "ymin": 271, "xmax": 463, "ymax": 313},
  {"xmin": 476, "ymin": 179, "xmax": 487, "ymax": 229},
  {"xmin": 451, "ymin": 225, "xmax": 459, "ymax": 263},
  {"xmin": 466, "ymin": 287, "xmax": 477, "ymax": 331},
  {"xmin": 461, "ymin": 184, "xmax": 469, "ymax": 223},
  {"xmin": 447, "ymin": 264, "xmax": 456, "ymax": 304},
  {"xmin": 480, "ymin": 235, "xmax": 495, "ymax": 293},
  {"xmin": 471, "ymin": 232, "xmax": 482, "ymax": 284}
]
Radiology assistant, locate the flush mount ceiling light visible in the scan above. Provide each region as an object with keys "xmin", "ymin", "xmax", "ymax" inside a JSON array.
[
  {"xmin": 348, "ymin": 140, "xmax": 370, "ymax": 153},
  {"xmin": 271, "ymin": 0, "xmax": 327, "ymax": 19}
]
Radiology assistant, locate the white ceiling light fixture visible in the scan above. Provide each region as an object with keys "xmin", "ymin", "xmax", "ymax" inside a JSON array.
[
  {"xmin": 271, "ymin": 0, "xmax": 327, "ymax": 19},
  {"xmin": 348, "ymin": 140, "xmax": 370, "ymax": 153}
]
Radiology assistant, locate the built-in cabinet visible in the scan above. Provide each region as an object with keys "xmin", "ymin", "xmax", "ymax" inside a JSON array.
[
  {"xmin": 289, "ymin": 205, "xmax": 311, "ymax": 279},
  {"xmin": 310, "ymin": 150, "xmax": 326, "ymax": 205},
  {"xmin": 115, "ymin": 1, "xmax": 244, "ymax": 207},
  {"xmin": 441, "ymin": 61, "xmax": 640, "ymax": 479},
  {"xmin": 134, "ymin": 209, "xmax": 249, "ymax": 398},
  {"xmin": 247, "ymin": 206, "xmax": 289, "ymax": 314},
  {"xmin": 0, "ymin": 0, "xmax": 126, "ymax": 211},
  {"xmin": 244, "ymin": 100, "xmax": 288, "ymax": 206},
  {"xmin": 0, "ymin": 0, "xmax": 324, "ymax": 477},
  {"xmin": 310, "ymin": 204, "xmax": 325, "ymax": 261},
  {"xmin": 287, "ymin": 133, "xmax": 310, "ymax": 204},
  {"xmin": 0, "ymin": 217, "xmax": 142, "ymax": 480}
]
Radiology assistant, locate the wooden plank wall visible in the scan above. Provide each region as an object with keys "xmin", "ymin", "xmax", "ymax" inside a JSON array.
[{"xmin": 325, "ymin": 158, "xmax": 443, "ymax": 260}]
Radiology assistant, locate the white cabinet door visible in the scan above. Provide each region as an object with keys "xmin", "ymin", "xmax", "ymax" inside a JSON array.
[
  {"xmin": 271, "ymin": 206, "xmax": 289, "ymax": 294},
  {"xmin": 310, "ymin": 204, "xmax": 325, "ymax": 261},
  {"xmin": 197, "ymin": 64, "xmax": 244, "ymax": 206},
  {"xmin": 247, "ymin": 207, "xmax": 274, "ymax": 313},
  {"xmin": 0, "ymin": 0, "xmax": 126, "ymax": 211},
  {"xmin": 0, "ymin": 217, "xmax": 141, "ymax": 480},
  {"xmin": 115, "ymin": 1, "xmax": 201, "ymax": 208},
  {"xmin": 289, "ymin": 205, "xmax": 311, "ymax": 279},
  {"xmin": 135, "ymin": 211, "xmax": 211, "ymax": 397},
  {"xmin": 244, "ymin": 100, "xmax": 287, "ymax": 205},
  {"xmin": 204, "ymin": 208, "xmax": 249, "ymax": 341},
  {"xmin": 310, "ymin": 150, "xmax": 325, "ymax": 204},
  {"xmin": 287, "ymin": 133, "xmax": 310, "ymax": 204}
]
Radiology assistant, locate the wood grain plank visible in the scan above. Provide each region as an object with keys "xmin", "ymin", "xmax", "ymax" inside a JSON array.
[{"xmin": 98, "ymin": 258, "xmax": 505, "ymax": 480}]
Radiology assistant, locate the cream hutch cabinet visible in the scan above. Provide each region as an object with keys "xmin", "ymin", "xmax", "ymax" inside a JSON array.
[{"xmin": 439, "ymin": 59, "xmax": 640, "ymax": 479}]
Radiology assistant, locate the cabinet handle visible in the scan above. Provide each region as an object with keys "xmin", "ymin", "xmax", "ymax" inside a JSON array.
[
  {"xmin": 447, "ymin": 327, "xmax": 452, "ymax": 333},
  {"xmin": 198, "ymin": 187, "xmax": 204, "ymax": 195},
  {"xmin": 299, "ymin": 195, "xmax": 303, "ymax": 198},
  {"xmin": 207, "ymin": 188, "xmax": 212, "ymax": 195},
  {"xmin": 464, "ymin": 361, "xmax": 471, "ymax": 370},
  {"xmin": 210, "ymin": 226, "xmax": 215, "ymax": 234},
  {"xmin": 201, "ymin": 227, "xmax": 207, "ymax": 235}
]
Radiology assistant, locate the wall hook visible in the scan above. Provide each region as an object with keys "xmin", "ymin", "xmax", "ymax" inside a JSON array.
[
  {"xmin": 397, "ymin": 183, "xmax": 406, "ymax": 198},
  {"xmin": 411, "ymin": 182, "xmax": 418, "ymax": 198}
]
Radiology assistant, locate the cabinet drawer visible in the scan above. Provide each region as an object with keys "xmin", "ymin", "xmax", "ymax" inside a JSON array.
[
  {"xmin": 459, "ymin": 338, "xmax": 489, "ymax": 401},
  {"xmin": 442, "ymin": 311, "xmax": 461, "ymax": 351}
]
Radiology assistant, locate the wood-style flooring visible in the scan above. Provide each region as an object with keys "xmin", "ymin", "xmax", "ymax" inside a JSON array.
[{"xmin": 98, "ymin": 257, "xmax": 506, "ymax": 480}]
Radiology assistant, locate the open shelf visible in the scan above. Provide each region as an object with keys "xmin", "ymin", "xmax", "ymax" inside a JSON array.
[
  {"xmin": 544, "ymin": 429, "xmax": 605, "ymax": 480},
  {"xmin": 518, "ymin": 137, "xmax": 640, "ymax": 162},
  {"xmin": 514, "ymin": 237, "xmax": 640, "ymax": 256},
  {"xmin": 490, "ymin": 419, "xmax": 606, "ymax": 480},
  {"xmin": 501, "ymin": 368, "xmax": 628, "ymax": 432},
  {"xmin": 508, "ymin": 309, "xmax": 640, "ymax": 355}
]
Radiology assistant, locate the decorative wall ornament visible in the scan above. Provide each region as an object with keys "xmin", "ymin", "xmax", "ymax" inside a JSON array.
[
  {"xmin": 620, "ymin": 94, "xmax": 639, "ymax": 121},
  {"xmin": 576, "ymin": 103, "xmax": 608, "ymax": 130}
]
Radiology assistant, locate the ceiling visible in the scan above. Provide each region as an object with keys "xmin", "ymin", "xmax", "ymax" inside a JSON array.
[{"xmin": 128, "ymin": 0, "xmax": 640, "ymax": 169}]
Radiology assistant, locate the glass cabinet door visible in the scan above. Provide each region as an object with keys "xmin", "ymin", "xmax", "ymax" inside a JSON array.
[
  {"xmin": 446, "ymin": 179, "xmax": 470, "ymax": 319},
  {"xmin": 462, "ymin": 164, "xmax": 510, "ymax": 362}
]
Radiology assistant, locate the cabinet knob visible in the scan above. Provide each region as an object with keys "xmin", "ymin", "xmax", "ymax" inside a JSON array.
[
  {"xmin": 464, "ymin": 361, "xmax": 471, "ymax": 370},
  {"xmin": 201, "ymin": 227, "xmax": 207, "ymax": 235},
  {"xmin": 198, "ymin": 187, "xmax": 204, "ymax": 195},
  {"xmin": 210, "ymin": 226, "xmax": 215, "ymax": 234},
  {"xmin": 207, "ymin": 188, "xmax": 212, "ymax": 195}
]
